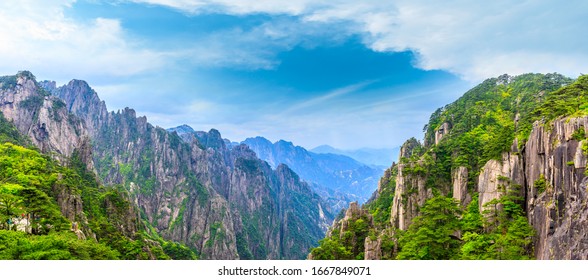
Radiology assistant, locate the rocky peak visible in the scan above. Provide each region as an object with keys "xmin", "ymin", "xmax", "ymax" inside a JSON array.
[
  {"xmin": 38, "ymin": 80, "xmax": 57, "ymax": 93},
  {"xmin": 496, "ymin": 73, "xmax": 513, "ymax": 85},
  {"xmin": 231, "ymin": 143, "xmax": 258, "ymax": 160},
  {"xmin": 49, "ymin": 79, "xmax": 108, "ymax": 136},
  {"xmin": 399, "ymin": 137, "xmax": 421, "ymax": 159},
  {"xmin": 193, "ymin": 128, "xmax": 226, "ymax": 150},
  {"xmin": 53, "ymin": 79, "xmax": 105, "ymax": 113},
  {"xmin": 452, "ymin": 166, "xmax": 470, "ymax": 207},
  {"xmin": 167, "ymin": 124, "xmax": 195, "ymax": 135},
  {"xmin": 0, "ymin": 71, "xmax": 88, "ymax": 160},
  {"xmin": 243, "ymin": 136, "xmax": 274, "ymax": 151}
]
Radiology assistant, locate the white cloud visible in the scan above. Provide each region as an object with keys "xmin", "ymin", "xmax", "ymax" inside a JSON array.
[
  {"xmin": 131, "ymin": 0, "xmax": 588, "ymax": 81},
  {"xmin": 177, "ymin": 16, "xmax": 351, "ymax": 70},
  {"xmin": 0, "ymin": 1, "xmax": 165, "ymax": 83}
]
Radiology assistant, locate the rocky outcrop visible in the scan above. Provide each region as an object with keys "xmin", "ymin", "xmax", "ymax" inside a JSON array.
[
  {"xmin": 0, "ymin": 72, "xmax": 88, "ymax": 161},
  {"xmin": 364, "ymin": 237, "xmax": 381, "ymax": 260},
  {"xmin": 380, "ymin": 115, "xmax": 588, "ymax": 260},
  {"xmin": 389, "ymin": 138, "xmax": 431, "ymax": 230},
  {"xmin": 399, "ymin": 137, "xmax": 421, "ymax": 159},
  {"xmin": 452, "ymin": 166, "xmax": 470, "ymax": 207},
  {"xmin": 434, "ymin": 122, "xmax": 450, "ymax": 145},
  {"xmin": 523, "ymin": 116, "xmax": 588, "ymax": 259},
  {"xmin": 1, "ymin": 72, "xmax": 101, "ymax": 239},
  {"xmin": 390, "ymin": 161, "xmax": 432, "ymax": 230},
  {"xmin": 477, "ymin": 153, "xmax": 525, "ymax": 213},
  {"xmin": 338, "ymin": 202, "xmax": 370, "ymax": 234}
]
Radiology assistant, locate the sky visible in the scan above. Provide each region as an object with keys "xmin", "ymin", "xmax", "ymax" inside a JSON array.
[{"xmin": 1, "ymin": 1, "xmax": 587, "ymax": 150}]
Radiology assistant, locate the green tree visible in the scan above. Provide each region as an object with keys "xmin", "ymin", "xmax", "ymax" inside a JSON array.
[
  {"xmin": 462, "ymin": 189, "xmax": 534, "ymax": 260},
  {"xmin": 19, "ymin": 187, "xmax": 68, "ymax": 234},
  {"xmin": 397, "ymin": 196, "xmax": 462, "ymax": 260},
  {"xmin": 309, "ymin": 232, "xmax": 353, "ymax": 260}
]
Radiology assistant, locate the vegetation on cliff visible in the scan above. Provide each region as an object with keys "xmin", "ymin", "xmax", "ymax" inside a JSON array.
[
  {"xmin": 312, "ymin": 73, "xmax": 585, "ymax": 260},
  {"xmin": 0, "ymin": 107, "xmax": 194, "ymax": 260}
]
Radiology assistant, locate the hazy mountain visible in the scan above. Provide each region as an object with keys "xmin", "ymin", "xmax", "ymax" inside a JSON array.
[
  {"xmin": 241, "ymin": 136, "xmax": 384, "ymax": 211},
  {"xmin": 311, "ymin": 145, "xmax": 399, "ymax": 168}
]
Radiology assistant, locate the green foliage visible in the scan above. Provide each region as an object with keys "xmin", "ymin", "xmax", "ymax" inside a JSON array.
[
  {"xmin": 534, "ymin": 75, "xmax": 588, "ymax": 121},
  {"xmin": 170, "ymin": 197, "xmax": 188, "ymax": 230},
  {"xmin": 236, "ymin": 232, "xmax": 254, "ymax": 260},
  {"xmin": 237, "ymin": 158, "xmax": 260, "ymax": 174},
  {"xmin": 571, "ymin": 127, "xmax": 586, "ymax": 141},
  {"xmin": 397, "ymin": 196, "xmax": 462, "ymax": 260},
  {"xmin": 118, "ymin": 162, "xmax": 132, "ymax": 179},
  {"xmin": 461, "ymin": 195, "xmax": 483, "ymax": 233},
  {"xmin": 0, "ymin": 75, "xmax": 18, "ymax": 90},
  {"xmin": 367, "ymin": 167, "xmax": 397, "ymax": 228},
  {"xmin": 534, "ymin": 174, "xmax": 547, "ymax": 194},
  {"xmin": 162, "ymin": 240, "xmax": 197, "ymax": 260},
  {"xmin": 0, "ymin": 140, "xmax": 189, "ymax": 260},
  {"xmin": 310, "ymin": 208, "xmax": 372, "ymax": 260},
  {"xmin": 309, "ymin": 232, "xmax": 353, "ymax": 260},
  {"xmin": 0, "ymin": 230, "xmax": 120, "ymax": 260},
  {"xmin": 461, "ymin": 187, "xmax": 534, "ymax": 260},
  {"xmin": 19, "ymin": 95, "xmax": 45, "ymax": 111},
  {"xmin": 0, "ymin": 112, "xmax": 29, "ymax": 146}
]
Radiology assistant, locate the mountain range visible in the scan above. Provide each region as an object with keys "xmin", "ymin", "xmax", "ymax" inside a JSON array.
[
  {"xmin": 0, "ymin": 71, "xmax": 333, "ymax": 259},
  {"xmin": 241, "ymin": 137, "xmax": 383, "ymax": 211},
  {"xmin": 3, "ymin": 71, "xmax": 588, "ymax": 260},
  {"xmin": 310, "ymin": 145, "xmax": 400, "ymax": 169}
]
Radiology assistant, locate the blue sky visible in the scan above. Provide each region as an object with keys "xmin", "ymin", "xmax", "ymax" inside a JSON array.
[{"xmin": 1, "ymin": 1, "xmax": 587, "ymax": 150}]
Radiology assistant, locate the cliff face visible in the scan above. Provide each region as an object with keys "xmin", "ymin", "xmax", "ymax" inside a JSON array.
[
  {"xmin": 46, "ymin": 77, "xmax": 333, "ymax": 259},
  {"xmin": 0, "ymin": 72, "xmax": 94, "ymax": 236},
  {"xmin": 523, "ymin": 117, "xmax": 588, "ymax": 259},
  {"xmin": 384, "ymin": 118, "xmax": 588, "ymax": 260},
  {"xmin": 477, "ymin": 152, "xmax": 525, "ymax": 213},
  {"xmin": 0, "ymin": 72, "xmax": 176, "ymax": 259},
  {"xmin": 312, "ymin": 73, "xmax": 587, "ymax": 260},
  {"xmin": 0, "ymin": 72, "xmax": 88, "ymax": 162}
]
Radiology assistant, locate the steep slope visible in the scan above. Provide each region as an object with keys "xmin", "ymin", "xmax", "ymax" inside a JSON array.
[
  {"xmin": 312, "ymin": 73, "xmax": 588, "ymax": 260},
  {"xmin": 43, "ymin": 75, "xmax": 333, "ymax": 259},
  {"xmin": 241, "ymin": 137, "xmax": 383, "ymax": 210},
  {"xmin": 0, "ymin": 72, "xmax": 88, "ymax": 162},
  {"xmin": 0, "ymin": 72, "xmax": 194, "ymax": 259}
]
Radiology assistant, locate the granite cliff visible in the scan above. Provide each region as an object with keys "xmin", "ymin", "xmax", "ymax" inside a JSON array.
[
  {"xmin": 0, "ymin": 71, "xmax": 333, "ymax": 259},
  {"xmin": 312, "ymin": 73, "xmax": 588, "ymax": 260}
]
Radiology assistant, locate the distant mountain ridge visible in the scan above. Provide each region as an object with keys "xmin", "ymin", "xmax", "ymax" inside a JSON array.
[
  {"xmin": 240, "ymin": 136, "xmax": 384, "ymax": 211},
  {"xmin": 311, "ymin": 145, "xmax": 399, "ymax": 168}
]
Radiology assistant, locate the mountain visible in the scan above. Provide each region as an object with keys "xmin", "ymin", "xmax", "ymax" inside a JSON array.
[
  {"xmin": 311, "ymin": 73, "xmax": 588, "ymax": 260},
  {"xmin": 0, "ymin": 71, "xmax": 334, "ymax": 260},
  {"xmin": 239, "ymin": 136, "xmax": 384, "ymax": 211},
  {"xmin": 0, "ymin": 71, "xmax": 195, "ymax": 259},
  {"xmin": 311, "ymin": 145, "xmax": 400, "ymax": 168}
]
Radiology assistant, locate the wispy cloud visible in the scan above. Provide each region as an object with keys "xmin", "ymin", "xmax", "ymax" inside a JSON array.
[
  {"xmin": 283, "ymin": 81, "xmax": 374, "ymax": 114},
  {"xmin": 128, "ymin": 0, "xmax": 588, "ymax": 81},
  {"xmin": 0, "ymin": 1, "xmax": 165, "ymax": 83}
]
